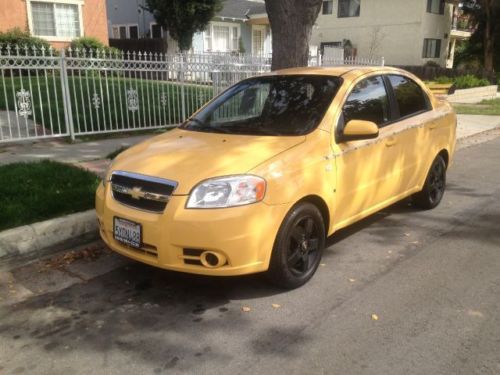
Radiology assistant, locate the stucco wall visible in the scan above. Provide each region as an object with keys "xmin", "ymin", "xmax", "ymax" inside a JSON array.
[{"xmin": 311, "ymin": 0, "xmax": 453, "ymax": 66}]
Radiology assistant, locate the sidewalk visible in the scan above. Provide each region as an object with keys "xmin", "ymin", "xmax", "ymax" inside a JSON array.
[
  {"xmin": 0, "ymin": 133, "xmax": 151, "ymax": 166},
  {"xmin": 1, "ymin": 114, "xmax": 500, "ymax": 175},
  {"xmin": 456, "ymin": 114, "xmax": 500, "ymax": 138}
]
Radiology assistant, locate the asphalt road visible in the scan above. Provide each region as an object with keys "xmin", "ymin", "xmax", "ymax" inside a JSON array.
[{"xmin": 0, "ymin": 133, "xmax": 499, "ymax": 375}]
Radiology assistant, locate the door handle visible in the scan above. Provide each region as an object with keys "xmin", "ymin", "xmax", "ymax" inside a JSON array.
[{"xmin": 385, "ymin": 137, "xmax": 397, "ymax": 147}]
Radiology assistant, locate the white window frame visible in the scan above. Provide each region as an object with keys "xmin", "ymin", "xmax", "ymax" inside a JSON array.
[
  {"xmin": 149, "ymin": 22, "xmax": 164, "ymax": 39},
  {"xmin": 111, "ymin": 23, "xmax": 139, "ymax": 39},
  {"xmin": 27, "ymin": 0, "xmax": 84, "ymax": 42},
  {"xmin": 203, "ymin": 21, "xmax": 240, "ymax": 52}
]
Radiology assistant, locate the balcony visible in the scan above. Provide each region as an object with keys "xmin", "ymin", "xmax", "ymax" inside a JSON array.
[{"xmin": 450, "ymin": 15, "xmax": 475, "ymax": 39}]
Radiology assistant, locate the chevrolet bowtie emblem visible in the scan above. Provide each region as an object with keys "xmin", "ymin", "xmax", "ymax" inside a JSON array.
[
  {"xmin": 111, "ymin": 183, "xmax": 171, "ymax": 203},
  {"xmin": 130, "ymin": 186, "xmax": 143, "ymax": 200}
]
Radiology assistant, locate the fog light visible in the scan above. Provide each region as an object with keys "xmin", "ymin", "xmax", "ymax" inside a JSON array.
[{"xmin": 200, "ymin": 251, "xmax": 227, "ymax": 268}]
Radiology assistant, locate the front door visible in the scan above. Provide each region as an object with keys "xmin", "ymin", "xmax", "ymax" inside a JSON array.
[{"xmin": 333, "ymin": 75, "xmax": 403, "ymax": 229}]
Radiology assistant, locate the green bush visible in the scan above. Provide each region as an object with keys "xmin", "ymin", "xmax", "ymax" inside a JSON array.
[
  {"xmin": 453, "ymin": 74, "xmax": 491, "ymax": 90},
  {"xmin": 434, "ymin": 76, "xmax": 453, "ymax": 84},
  {"xmin": 0, "ymin": 28, "xmax": 52, "ymax": 55},
  {"xmin": 70, "ymin": 36, "xmax": 120, "ymax": 56}
]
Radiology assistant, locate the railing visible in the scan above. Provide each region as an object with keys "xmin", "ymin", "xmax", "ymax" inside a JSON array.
[
  {"xmin": 451, "ymin": 15, "xmax": 475, "ymax": 33},
  {"xmin": 0, "ymin": 46, "xmax": 382, "ymax": 144}
]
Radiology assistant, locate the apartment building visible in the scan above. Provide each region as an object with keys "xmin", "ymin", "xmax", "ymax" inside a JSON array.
[{"xmin": 312, "ymin": 0, "xmax": 473, "ymax": 67}]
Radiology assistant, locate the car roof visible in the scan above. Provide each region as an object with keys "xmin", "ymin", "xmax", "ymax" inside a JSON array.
[{"xmin": 262, "ymin": 65, "xmax": 409, "ymax": 79}]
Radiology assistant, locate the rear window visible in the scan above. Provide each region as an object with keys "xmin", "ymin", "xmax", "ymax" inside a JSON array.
[
  {"xmin": 388, "ymin": 75, "xmax": 429, "ymax": 118},
  {"xmin": 180, "ymin": 75, "xmax": 341, "ymax": 136}
]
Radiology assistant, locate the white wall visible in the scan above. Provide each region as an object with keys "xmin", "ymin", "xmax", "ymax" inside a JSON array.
[{"xmin": 311, "ymin": 0, "xmax": 453, "ymax": 66}]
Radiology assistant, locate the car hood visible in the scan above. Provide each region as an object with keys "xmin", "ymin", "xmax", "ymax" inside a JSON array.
[{"xmin": 112, "ymin": 128, "xmax": 305, "ymax": 194}]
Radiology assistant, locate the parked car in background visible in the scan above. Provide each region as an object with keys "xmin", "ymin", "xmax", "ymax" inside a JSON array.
[{"xmin": 95, "ymin": 66, "xmax": 456, "ymax": 288}]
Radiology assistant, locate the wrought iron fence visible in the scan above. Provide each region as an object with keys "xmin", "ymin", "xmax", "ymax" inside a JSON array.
[{"xmin": 0, "ymin": 46, "xmax": 382, "ymax": 144}]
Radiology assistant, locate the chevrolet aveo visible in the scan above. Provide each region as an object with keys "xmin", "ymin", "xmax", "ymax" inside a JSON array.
[{"xmin": 96, "ymin": 66, "xmax": 456, "ymax": 289}]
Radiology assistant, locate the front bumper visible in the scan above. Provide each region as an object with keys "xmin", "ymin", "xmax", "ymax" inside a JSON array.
[{"xmin": 95, "ymin": 183, "xmax": 290, "ymax": 276}]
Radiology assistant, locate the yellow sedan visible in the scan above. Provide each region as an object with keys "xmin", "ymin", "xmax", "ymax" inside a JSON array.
[{"xmin": 96, "ymin": 66, "xmax": 456, "ymax": 288}]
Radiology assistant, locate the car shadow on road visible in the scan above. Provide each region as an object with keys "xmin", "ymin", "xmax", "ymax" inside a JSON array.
[{"xmin": 325, "ymin": 198, "xmax": 417, "ymax": 249}]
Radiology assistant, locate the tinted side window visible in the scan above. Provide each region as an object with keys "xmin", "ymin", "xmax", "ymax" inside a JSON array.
[
  {"xmin": 388, "ymin": 75, "xmax": 429, "ymax": 118},
  {"xmin": 343, "ymin": 76, "xmax": 389, "ymax": 126}
]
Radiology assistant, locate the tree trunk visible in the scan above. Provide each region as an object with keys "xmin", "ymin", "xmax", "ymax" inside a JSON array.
[
  {"xmin": 265, "ymin": 0, "xmax": 323, "ymax": 71},
  {"xmin": 483, "ymin": 0, "xmax": 494, "ymax": 71}
]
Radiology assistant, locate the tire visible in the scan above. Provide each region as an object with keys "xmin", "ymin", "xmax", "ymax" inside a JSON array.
[
  {"xmin": 412, "ymin": 155, "xmax": 447, "ymax": 210},
  {"xmin": 267, "ymin": 202, "xmax": 326, "ymax": 289}
]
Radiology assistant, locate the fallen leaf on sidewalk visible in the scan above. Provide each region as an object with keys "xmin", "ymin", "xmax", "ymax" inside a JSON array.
[
  {"xmin": 241, "ymin": 306, "xmax": 251, "ymax": 312},
  {"xmin": 348, "ymin": 278, "xmax": 356, "ymax": 282},
  {"xmin": 371, "ymin": 314, "xmax": 379, "ymax": 321},
  {"xmin": 45, "ymin": 244, "xmax": 106, "ymax": 268},
  {"xmin": 320, "ymin": 263, "xmax": 326, "ymax": 267},
  {"xmin": 271, "ymin": 304, "xmax": 281, "ymax": 309}
]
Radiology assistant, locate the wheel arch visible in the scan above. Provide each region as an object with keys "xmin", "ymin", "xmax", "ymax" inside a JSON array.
[
  {"xmin": 438, "ymin": 149, "xmax": 450, "ymax": 168},
  {"xmin": 295, "ymin": 195, "xmax": 331, "ymax": 236}
]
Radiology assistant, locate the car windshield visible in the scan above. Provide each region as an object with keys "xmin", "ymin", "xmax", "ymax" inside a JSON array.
[{"xmin": 180, "ymin": 75, "xmax": 341, "ymax": 136}]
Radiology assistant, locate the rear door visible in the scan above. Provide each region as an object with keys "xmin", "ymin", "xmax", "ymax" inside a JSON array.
[{"xmin": 384, "ymin": 74, "xmax": 433, "ymax": 192}]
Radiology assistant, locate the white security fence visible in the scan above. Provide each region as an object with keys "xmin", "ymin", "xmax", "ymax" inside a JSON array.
[{"xmin": 0, "ymin": 46, "xmax": 383, "ymax": 144}]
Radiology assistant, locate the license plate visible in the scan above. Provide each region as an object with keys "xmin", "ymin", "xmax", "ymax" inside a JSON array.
[{"xmin": 113, "ymin": 217, "xmax": 142, "ymax": 248}]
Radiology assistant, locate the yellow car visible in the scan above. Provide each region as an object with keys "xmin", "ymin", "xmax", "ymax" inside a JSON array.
[{"xmin": 96, "ymin": 66, "xmax": 456, "ymax": 288}]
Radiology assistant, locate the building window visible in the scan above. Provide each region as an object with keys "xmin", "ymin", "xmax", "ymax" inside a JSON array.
[
  {"xmin": 204, "ymin": 28, "xmax": 212, "ymax": 50},
  {"xmin": 213, "ymin": 26, "xmax": 230, "ymax": 51},
  {"xmin": 322, "ymin": 0, "xmax": 333, "ymax": 14},
  {"xmin": 204, "ymin": 23, "xmax": 240, "ymax": 52},
  {"xmin": 423, "ymin": 38, "xmax": 441, "ymax": 58},
  {"xmin": 338, "ymin": 0, "xmax": 360, "ymax": 18},
  {"xmin": 31, "ymin": 1, "xmax": 81, "ymax": 38},
  {"xmin": 129, "ymin": 25, "xmax": 138, "ymax": 39},
  {"xmin": 427, "ymin": 0, "xmax": 445, "ymax": 15},
  {"xmin": 111, "ymin": 24, "xmax": 138, "ymax": 39},
  {"xmin": 151, "ymin": 24, "xmax": 162, "ymax": 39}
]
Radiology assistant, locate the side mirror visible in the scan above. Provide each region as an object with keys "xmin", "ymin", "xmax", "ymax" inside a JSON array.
[{"xmin": 340, "ymin": 120, "xmax": 379, "ymax": 142}]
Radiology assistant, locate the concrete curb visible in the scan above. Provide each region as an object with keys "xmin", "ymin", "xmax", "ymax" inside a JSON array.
[{"xmin": 0, "ymin": 210, "xmax": 98, "ymax": 260}]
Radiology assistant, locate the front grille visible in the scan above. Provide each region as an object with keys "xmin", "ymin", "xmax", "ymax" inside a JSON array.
[{"xmin": 110, "ymin": 171, "xmax": 177, "ymax": 213}]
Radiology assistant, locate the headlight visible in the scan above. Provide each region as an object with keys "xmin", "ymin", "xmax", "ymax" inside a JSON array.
[{"xmin": 186, "ymin": 175, "xmax": 266, "ymax": 208}]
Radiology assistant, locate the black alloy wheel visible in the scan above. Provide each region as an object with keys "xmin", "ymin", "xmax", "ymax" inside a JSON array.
[
  {"xmin": 268, "ymin": 202, "xmax": 326, "ymax": 289},
  {"xmin": 413, "ymin": 154, "xmax": 447, "ymax": 209}
]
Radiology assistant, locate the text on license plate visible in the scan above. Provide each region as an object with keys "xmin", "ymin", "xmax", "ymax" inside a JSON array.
[{"xmin": 113, "ymin": 217, "xmax": 142, "ymax": 248}]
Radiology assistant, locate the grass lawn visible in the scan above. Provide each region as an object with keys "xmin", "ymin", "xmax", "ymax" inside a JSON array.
[
  {"xmin": 0, "ymin": 160, "xmax": 100, "ymax": 231},
  {"xmin": 0, "ymin": 75, "xmax": 213, "ymax": 135},
  {"xmin": 452, "ymin": 98, "xmax": 500, "ymax": 116}
]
